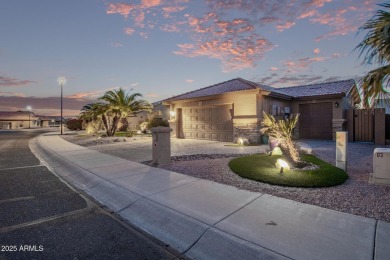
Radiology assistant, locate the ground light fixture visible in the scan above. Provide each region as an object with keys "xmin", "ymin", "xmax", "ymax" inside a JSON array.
[
  {"xmin": 276, "ymin": 159, "xmax": 290, "ymax": 173},
  {"xmin": 26, "ymin": 105, "xmax": 32, "ymax": 129},
  {"xmin": 57, "ymin": 76, "xmax": 67, "ymax": 135}
]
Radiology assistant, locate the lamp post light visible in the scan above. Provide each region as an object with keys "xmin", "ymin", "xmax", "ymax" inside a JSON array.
[
  {"xmin": 26, "ymin": 105, "xmax": 32, "ymax": 129},
  {"xmin": 57, "ymin": 76, "xmax": 67, "ymax": 135}
]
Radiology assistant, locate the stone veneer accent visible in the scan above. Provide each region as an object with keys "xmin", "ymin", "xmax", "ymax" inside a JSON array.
[
  {"xmin": 168, "ymin": 120, "xmax": 176, "ymax": 138},
  {"xmin": 233, "ymin": 122, "xmax": 262, "ymax": 144},
  {"xmin": 332, "ymin": 119, "xmax": 346, "ymax": 140}
]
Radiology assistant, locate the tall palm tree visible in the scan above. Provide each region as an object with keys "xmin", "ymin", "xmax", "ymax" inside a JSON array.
[
  {"xmin": 354, "ymin": 3, "xmax": 390, "ymax": 108},
  {"xmin": 98, "ymin": 88, "xmax": 151, "ymax": 136}
]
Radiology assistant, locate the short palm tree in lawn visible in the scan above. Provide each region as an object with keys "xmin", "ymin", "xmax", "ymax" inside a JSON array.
[
  {"xmin": 260, "ymin": 112, "xmax": 302, "ymax": 167},
  {"xmin": 98, "ymin": 88, "xmax": 151, "ymax": 136},
  {"xmin": 354, "ymin": 2, "xmax": 390, "ymax": 108}
]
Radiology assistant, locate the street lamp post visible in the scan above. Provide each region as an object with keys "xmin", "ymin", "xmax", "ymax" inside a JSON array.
[
  {"xmin": 26, "ymin": 106, "xmax": 32, "ymax": 129},
  {"xmin": 57, "ymin": 77, "xmax": 67, "ymax": 135}
]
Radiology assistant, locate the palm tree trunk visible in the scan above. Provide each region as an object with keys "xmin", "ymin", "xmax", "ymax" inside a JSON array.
[
  {"xmin": 101, "ymin": 114, "xmax": 110, "ymax": 136},
  {"xmin": 279, "ymin": 139, "xmax": 301, "ymax": 166}
]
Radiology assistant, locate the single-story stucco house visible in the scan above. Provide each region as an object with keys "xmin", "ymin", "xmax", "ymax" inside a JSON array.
[
  {"xmin": 162, "ymin": 78, "xmax": 357, "ymax": 143},
  {"xmin": 0, "ymin": 111, "xmax": 64, "ymax": 129},
  {"xmin": 38, "ymin": 115, "xmax": 62, "ymax": 127},
  {"xmin": 0, "ymin": 111, "xmax": 40, "ymax": 129}
]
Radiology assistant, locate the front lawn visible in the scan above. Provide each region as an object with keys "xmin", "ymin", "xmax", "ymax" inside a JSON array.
[{"xmin": 229, "ymin": 154, "xmax": 348, "ymax": 188}]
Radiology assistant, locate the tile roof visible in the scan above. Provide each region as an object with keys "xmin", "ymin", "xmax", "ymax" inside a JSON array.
[
  {"xmin": 163, "ymin": 78, "xmax": 356, "ymax": 102},
  {"xmin": 276, "ymin": 79, "xmax": 355, "ymax": 98},
  {"xmin": 0, "ymin": 111, "xmax": 39, "ymax": 121},
  {"xmin": 37, "ymin": 115, "xmax": 62, "ymax": 121},
  {"xmin": 164, "ymin": 78, "xmax": 273, "ymax": 102}
]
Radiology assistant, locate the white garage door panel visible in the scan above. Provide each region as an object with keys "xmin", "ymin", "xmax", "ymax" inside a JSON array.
[{"xmin": 182, "ymin": 105, "xmax": 233, "ymax": 142}]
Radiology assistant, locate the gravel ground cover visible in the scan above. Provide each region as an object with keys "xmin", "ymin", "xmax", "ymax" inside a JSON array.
[{"xmin": 61, "ymin": 134, "xmax": 390, "ymax": 222}]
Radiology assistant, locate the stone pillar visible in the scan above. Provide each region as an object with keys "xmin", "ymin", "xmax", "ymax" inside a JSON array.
[
  {"xmin": 336, "ymin": 131, "xmax": 348, "ymax": 171},
  {"xmin": 151, "ymin": 127, "xmax": 171, "ymax": 166}
]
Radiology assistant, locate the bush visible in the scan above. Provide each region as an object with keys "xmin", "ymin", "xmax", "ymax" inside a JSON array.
[
  {"xmin": 66, "ymin": 119, "xmax": 83, "ymax": 130},
  {"xmin": 146, "ymin": 117, "xmax": 169, "ymax": 129}
]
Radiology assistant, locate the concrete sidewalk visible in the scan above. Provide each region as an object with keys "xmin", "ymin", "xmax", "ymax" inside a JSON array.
[{"xmin": 31, "ymin": 133, "xmax": 390, "ymax": 260}]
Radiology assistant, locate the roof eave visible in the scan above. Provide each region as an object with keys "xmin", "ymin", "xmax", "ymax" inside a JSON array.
[
  {"xmin": 293, "ymin": 93, "xmax": 346, "ymax": 100},
  {"xmin": 269, "ymin": 92, "xmax": 292, "ymax": 100}
]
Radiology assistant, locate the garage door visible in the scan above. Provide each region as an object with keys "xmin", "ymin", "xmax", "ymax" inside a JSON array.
[
  {"xmin": 182, "ymin": 105, "xmax": 233, "ymax": 142},
  {"xmin": 299, "ymin": 103, "xmax": 332, "ymax": 139}
]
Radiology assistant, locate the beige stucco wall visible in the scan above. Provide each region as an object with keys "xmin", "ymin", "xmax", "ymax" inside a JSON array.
[{"xmin": 166, "ymin": 90, "xmax": 293, "ymax": 143}]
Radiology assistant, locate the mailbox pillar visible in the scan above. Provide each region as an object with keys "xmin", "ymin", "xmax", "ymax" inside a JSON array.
[
  {"xmin": 151, "ymin": 127, "xmax": 171, "ymax": 166},
  {"xmin": 336, "ymin": 131, "xmax": 348, "ymax": 171}
]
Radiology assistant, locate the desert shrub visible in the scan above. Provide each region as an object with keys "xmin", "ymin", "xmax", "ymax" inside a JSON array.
[
  {"xmin": 146, "ymin": 117, "xmax": 169, "ymax": 128},
  {"xmin": 66, "ymin": 119, "xmax": 83, "ymax": 130}
]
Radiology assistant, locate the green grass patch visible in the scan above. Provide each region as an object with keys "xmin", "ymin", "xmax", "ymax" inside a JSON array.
[
  {"xmin": 224, "ymin": 144, "xmax": 260, "ymax": 147},
  {"xmin": 229, "ymin": 154, "xmax": 348, "ymax": 188},
  {"xmin": 114, "ymin": 131, "xmax": 134, "ymax": 137}
]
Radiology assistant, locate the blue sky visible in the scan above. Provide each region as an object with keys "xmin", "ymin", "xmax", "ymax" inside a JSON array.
[{"xmin": 0, "ymin": 0, "xmax": 382, "ymax": 116}]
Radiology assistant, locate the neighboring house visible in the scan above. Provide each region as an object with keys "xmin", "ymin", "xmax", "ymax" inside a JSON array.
[
  {"xmin": 38, "ymin": 115, "xmax": 62, "ymax": 127},
  {"xmin": 163, "ymin": 78, "xmax": 357, "ymax": 143},
  {"xmin": 126, "ymin": 101, "xmax": 170, "ymax": 131},
  {"xmin": 0, "ymin": 111, "xmax": 40, "ymax": 129}
]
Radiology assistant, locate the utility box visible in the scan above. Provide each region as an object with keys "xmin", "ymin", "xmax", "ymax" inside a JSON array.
[
  {"xmin": 370, "ymin": 148, "xmax": 390, "ymax": 185},
  {"xmin": 336, "ymin": 131, "xmax": 348, "ymax": 171},
  {"xmin": 151, "ymin": 127, "xmax": 171, "ymax": 166}
]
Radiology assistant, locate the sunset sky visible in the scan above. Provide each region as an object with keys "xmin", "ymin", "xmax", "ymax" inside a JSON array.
[{"xmin": 0, "ymin": 0, "xmax": 382, "ymax": 116}]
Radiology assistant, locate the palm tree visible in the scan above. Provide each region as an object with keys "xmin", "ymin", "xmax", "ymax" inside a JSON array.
[
  {"xmin": 98, "ymin": 88, "xmax": 151, "ymax": 136},
  {"xmin": 260, "ymin": 112, "xmax": 302, "ymax": 166},
  {"xmin": 79, "ymin": 103, "xmax": 105, "ymax": 134},
  {"xmin": 354, "ymin": 3, "xmax": 390, "ymax": 108}
]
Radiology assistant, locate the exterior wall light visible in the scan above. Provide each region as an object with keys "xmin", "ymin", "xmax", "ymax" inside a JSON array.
[
  {"xmin": 169, "ymin": 111, "xmax": 176, "ymax": 118},
  {"xmin": 334, "ymin": 101, "xmax": 339, "ymax": 108}
]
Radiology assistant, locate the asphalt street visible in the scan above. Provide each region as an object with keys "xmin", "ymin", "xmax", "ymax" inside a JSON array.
[{"xmin": 0, "ymin": 129, "xmax": 176, "ymax": 260}]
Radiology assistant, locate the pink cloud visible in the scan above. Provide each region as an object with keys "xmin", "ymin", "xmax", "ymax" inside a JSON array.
[
  {"xmin": 283, "ymin": 56, "xmax": 327, "ymax": 71},
  {"xmin": 106, "ymin": 3, "xmax": 134, "ymax": 18},
  {"xmin": 185, "ymin": 79, "xmax": 194, "ymax": 83},
  {"xmin": 304, "ymin": 0, "xmax": 332, "ymax": 8},
  {"xmin": 315, "ymin": 23, "xmax": 358, "ymax": 41},
  {"xmin": 160, "ymin": 24, "xmax": 180, "ymax": 32},
  {"xmin": 174, "ymin": 35, "xmax": 274, "ymax": 72},
  {"xmin": 142, "ymin": 0, "xmax": 161, "ymax": 8},
  {"xmin": 298, "ymin": 10, "xmax": 318, "ymax": 19},
  {"xmin": 0, "ymin": 76, "xmax": 35, "ymax": 87},
  {"xmin": 276, "ymin": 21, "xmax": 295, "ymax": 32},
  {"xmin": 269, "ymin": 67, "xmax": 279, "ymax": 71},
  {"xmin": 124, "ymin": 27, "xmax": 135, "ymax": 35},
  {"xmin": 0, "ymin": 96, "xmax": 93, "ymax": 117},
  {"xmin": 162, "ymin": 6, "xmax": 186, "ymax": 14},
  {"xmin": 314, "ymin": 48, "xmax": 320, "ymax": 54},
  {"xmin": 0, "ymin": 91, "xmax": 26, "ymax": 97}
]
